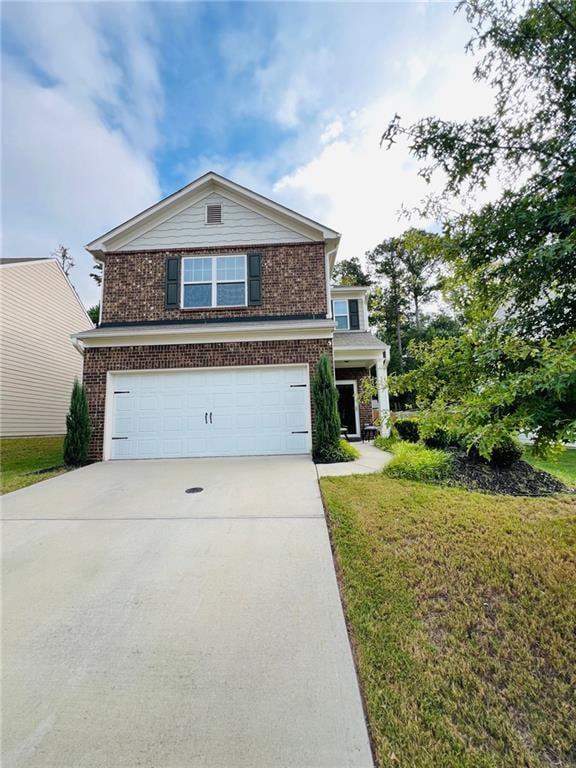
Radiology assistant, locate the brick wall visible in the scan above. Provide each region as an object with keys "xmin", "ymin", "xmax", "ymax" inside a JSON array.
[
  {"xmin": 101, "ymin": 242, "xmax": 327, "ymax": 324},
  {"xmin": 83, "ymin": 338, "xmax": 332, "ymax": 460},
  {"xmin": 335, "ymin": 367, "xmax": 374, "ymax": 433}
]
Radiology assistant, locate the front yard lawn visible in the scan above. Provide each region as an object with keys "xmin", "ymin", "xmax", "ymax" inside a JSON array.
[
  {"xmin": 321, "ymin": 474, "xmax": 576, "ymax": 768},
  {"xmin": 0, "ymin": 436, "xmax": 67, "ymax": 494},
  {"xmin": 525, "ymin": 447, "xmax": 576, "ymax": 488}
]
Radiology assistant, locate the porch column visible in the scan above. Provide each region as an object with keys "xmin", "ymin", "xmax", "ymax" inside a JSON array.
[{"xmin": 376, "ymin": 351, "xmax": 390, "ymax": 436}]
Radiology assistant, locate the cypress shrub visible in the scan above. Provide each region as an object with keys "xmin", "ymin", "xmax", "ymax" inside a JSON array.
[
  {"xmin": 63, "ymin": 380, "xmax": 92, "ymax": 466},
  {"xmin": 312, "ymin": 354, "xmax": 342, "ymax": 462}
]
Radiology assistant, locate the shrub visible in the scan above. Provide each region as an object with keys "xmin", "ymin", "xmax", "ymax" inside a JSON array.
[
  {"xmin": 394, "ymin": 418, "xmax": 420, "ymax": 443},
  {"xmin": 422, "ymin": 426, "xmax": 460, "ymax": 449},
  {"xmin": 338, "ymin": 439, "xmax": 361, "ymax": 461},
  {"xmin": 374, "ymin": 435, "xmax": 397, "ymax": 451},
  {"xmin": 384, "ymin": 442, "xmax": 452, "ymax": 483},
  {"xmin": 63, "ymin": 380, "xmax": 91, "ymax": 466},
  {"xmin": 468, "ymin": 435, "xmax": 523, "ymax": 468},
  {"xmin": 312, "ymin": 355, "xmax": 342, "ymax": 462}
]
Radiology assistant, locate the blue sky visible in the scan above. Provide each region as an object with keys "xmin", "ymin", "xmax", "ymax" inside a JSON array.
[{"xmin": 2, "ymin": 2, "xmax": 493, "ymax": 307}]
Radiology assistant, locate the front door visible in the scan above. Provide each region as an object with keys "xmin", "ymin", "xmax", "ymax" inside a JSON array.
[{"xmin": 336, "ymin": 382, "xmax": 358, "ymax": 436}]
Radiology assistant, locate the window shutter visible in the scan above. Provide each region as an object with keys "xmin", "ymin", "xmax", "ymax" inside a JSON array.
[
  {"xmin": 165, "ymin": 257, "xmax": 180, "ymax": 308},
  {"xmin": 247, "ymin": 253, "xmax": 262, "ymax": 306},
  {"xmin": 349, "ymin": 299, "xmax": 360, "ymax": 329}
]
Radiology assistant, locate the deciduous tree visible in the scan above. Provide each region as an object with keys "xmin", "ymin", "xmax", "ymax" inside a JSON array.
[{"xmin": 383, "ymin": 0, "xmax": 576, "ymax": 455}]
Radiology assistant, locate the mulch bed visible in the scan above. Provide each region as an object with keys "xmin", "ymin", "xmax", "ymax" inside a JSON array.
[{"xmin": 444, "ymin": 451, "xmax": 570, "ymax": 497}]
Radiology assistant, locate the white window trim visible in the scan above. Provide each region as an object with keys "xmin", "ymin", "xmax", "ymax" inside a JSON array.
[
  {"xmin": 332, "ymin": 299, "xmax": 349, "ymax": 330},
  {"xmin": 181, "ymin": 254, "xmax": 247, "ymax": 309}
]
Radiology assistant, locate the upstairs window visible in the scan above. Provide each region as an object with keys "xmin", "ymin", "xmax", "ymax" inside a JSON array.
[
  {"xmin": 333, "ymin": 299, "xmax": 350, "ymax": 330},
  {"xmin": 205, "ymin": 203, "xmax": 222, "ymax": 224},
  {"xmin": 182, "ymin": 255, "xmax": 246, "ymax": 308}
]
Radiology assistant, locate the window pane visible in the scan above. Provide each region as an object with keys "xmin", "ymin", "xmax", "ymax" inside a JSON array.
[
  {"xmin": 217, "ymin": 282, "xmax": 245, "ymax": 306},
  {"xmin": 336, "ymin": 315, "xmax": 349, "ymax": 330},
  {"xmin": 183, "ymin": 283, "xmax": 211, "ymax": 308},
  {"xmin": 183, "ymin": 258, "xmax": 212, "ymax": 283},
  {"xmin": 333, "ymin": 300, "xmax": 348, "ymax": 315},
  {"xmin": 217, "ymin": 256, "xmax": 245, "ymax": 281}
]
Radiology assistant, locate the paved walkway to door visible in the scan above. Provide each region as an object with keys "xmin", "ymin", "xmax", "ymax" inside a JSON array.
[
  {"xmin": 2, "ymin": 456, "xmax": 373, "ymax": 768},
  {"xmin": 316, "ymin": 442, "xmax": 392, "ymax": 477}
]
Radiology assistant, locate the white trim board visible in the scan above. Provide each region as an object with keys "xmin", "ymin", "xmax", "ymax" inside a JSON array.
[{"xmin": 73, "ymin": 319, "xmax": 335, "ymax": 349}]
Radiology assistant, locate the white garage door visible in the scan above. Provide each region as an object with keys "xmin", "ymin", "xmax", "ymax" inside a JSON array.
[{"xmin": 108, "ymin": 366, "xmax": 310, "ymax": 460}]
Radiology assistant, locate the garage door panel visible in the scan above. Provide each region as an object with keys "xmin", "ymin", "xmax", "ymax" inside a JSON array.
[{"xmin": 109, "ymin": 367, "xmax": 310, "ymax": 459}]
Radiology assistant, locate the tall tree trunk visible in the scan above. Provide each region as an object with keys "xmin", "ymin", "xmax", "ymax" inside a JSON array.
[
  {"xmin": 396, "ymin": 309, "xmax": 404, "ymax": 372},
  {"xmin": 414, "ymin": 291, "xmax": 421, "ymax": 333}
]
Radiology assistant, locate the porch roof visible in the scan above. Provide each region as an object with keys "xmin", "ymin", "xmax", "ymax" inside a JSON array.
[
  {"xmin": 333, "ymin": 332, "xmax": 387, "ymax": 350},
  {"xmin": 333, "ymin": 332, "xmax": 389, "ymax": 369}
]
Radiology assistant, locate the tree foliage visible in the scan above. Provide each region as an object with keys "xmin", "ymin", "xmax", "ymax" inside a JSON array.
[
  {"xmin": 384, "ymin": 0, "xmax": 576, "ymax": 456},
  {"xmin": 63, "ymin": 380, "xmax": 92, "ymax": 467},
  {"xmin": 87, "ymin": 304, "xmax": 99, "ymax": 324},
  {"xmin": 90, "ymin": 262, "xmax": 103, "ymax": 286},
  {"xmin": 366, "ymin": 229, "xmax": 451, "ymax": 374},
  {"xmin": 332, "ymin": 257, "xmax": 371, "ymax": 286}
]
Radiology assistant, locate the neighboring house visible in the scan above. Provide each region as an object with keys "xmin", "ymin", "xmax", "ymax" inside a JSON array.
[
  {"xmin": 0, "ymin": 258, "xmax": 93, "ymax": 437},
  {"xmin": 73, "ymin": 172, "xmax": 390, "ymax": 461}
]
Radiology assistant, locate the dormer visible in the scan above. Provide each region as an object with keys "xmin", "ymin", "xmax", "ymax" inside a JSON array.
[{"xmin": 330, "ymin": 286, "xmax": 369, "ymax": 331}]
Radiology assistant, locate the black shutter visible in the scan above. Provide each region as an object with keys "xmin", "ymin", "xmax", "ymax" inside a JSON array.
[
  {"xmin": 349, "ymin": 299, "xmax": 360, "ymax": 329},
  {"xmin": 247, "ymin": 253, "xmax": 262, "ymax": 306},
  {"xmin": 165, "ymin": 257, "xmax": 180, "ymax": 308}
]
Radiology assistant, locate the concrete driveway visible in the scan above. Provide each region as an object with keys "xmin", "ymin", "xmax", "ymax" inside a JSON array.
[{"xmin": 2, "ymin": 457, "xmax": 373, "ymax": 768}]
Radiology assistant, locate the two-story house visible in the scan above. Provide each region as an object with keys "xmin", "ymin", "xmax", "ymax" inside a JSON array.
[{"xmin": 73, "ymin": 172, "xmax": 389, "ymax": 461}]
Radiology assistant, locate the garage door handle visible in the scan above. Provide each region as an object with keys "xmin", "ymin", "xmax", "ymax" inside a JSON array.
[
  {"xmin": 209, "ymin": 412, "xmax": 213, "ymax": 424},
  {"xmin": 205, "ymin": 412, "xmax": 208, "ymax": 424}
]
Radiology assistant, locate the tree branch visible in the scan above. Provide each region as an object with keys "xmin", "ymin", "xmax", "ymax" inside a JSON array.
[{"xmin": 547, "ymin": 2, "xmax": 576, "ymax": 35}]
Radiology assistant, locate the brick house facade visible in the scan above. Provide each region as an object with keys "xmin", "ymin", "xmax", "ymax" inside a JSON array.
[
  {"xmin": 101, "ymin": 242, "xmax": 326, "ymax": 325},
  {"xmin": 83, "ymin": 338, "xmax": 331, "ymax": 461},
  {"xmin": 74, "ymin": 172, "xmax": 389, "ymax": 461}
]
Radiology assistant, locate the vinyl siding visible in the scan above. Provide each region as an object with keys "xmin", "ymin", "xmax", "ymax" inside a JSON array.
[
  {"xmin": 331, "ymin": 292, "xmax": 367, "ymax": 331},
  {"xmin": 0, "ymin": 261, "xmax": 93, "ymax": 436},
  {"xmin": 118, "ymin": 192, "xmax": 312, "ymax": 251}
]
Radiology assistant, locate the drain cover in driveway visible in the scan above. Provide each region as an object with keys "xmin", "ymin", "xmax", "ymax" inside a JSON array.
[{"xmin": 185, "ymin": 487, "xmax": 203, "ymax": 494}]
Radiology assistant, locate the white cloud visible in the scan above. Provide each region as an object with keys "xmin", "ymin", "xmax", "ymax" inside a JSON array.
[
  {"xmin": 320, "ymin": 119, "xmax": 344, "ymax": 145},
  {"xmin": 1, "ymin": 4, "xmax": 162, "ymax": 308},
  {"xmin": 272, "ymin": 36, "xmax": 496, "ymax": 270}
]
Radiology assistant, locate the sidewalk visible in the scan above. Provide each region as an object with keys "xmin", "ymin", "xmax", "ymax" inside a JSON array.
[{"xmin": 316, "ymin": 442, "xmax": 392, "ymax": 477}]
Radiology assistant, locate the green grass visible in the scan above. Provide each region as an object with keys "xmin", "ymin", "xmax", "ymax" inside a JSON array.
[
  {"xmin": 0, "ymin": 436, "xmax": 67, "ymax": 494},
  {"xmin": 321, "ymin": 474, "xmax": 576, "ymax": 768},
  {"xmin": 384, "ymin": 441, "xmax": 452, "ymax": 483},
  {"xmin": 525, "ymin": 447, "xmax": 576, "ymax": 487}
]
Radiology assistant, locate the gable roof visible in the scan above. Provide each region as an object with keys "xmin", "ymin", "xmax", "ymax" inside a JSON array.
[{"xmin": 86, "ymin": 171, "xmax": 341, "ymax": 260}]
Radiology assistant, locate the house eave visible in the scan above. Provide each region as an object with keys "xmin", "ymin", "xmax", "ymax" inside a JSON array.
[
  {"xmin": 330, "ymin": 285, "xmax": 370, "ymax": 295},
  {"xmin": 86, "ymin": 172, "xmax": 341, "ymax": 257},
  {"xmin": 73, "ymin": 318, "xmax": 336, "ymax": 349}
]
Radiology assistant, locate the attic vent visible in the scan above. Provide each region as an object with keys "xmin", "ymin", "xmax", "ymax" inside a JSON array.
[{"xmin": 206, "ymin": 203, "xmax": 222, "ymax": 225}]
